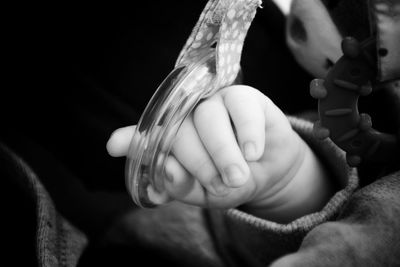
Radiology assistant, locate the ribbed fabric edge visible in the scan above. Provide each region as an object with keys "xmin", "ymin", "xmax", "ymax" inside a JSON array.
[{"xmin": 225, "ymin": 116, "xmax": 359, "ymax": 235}]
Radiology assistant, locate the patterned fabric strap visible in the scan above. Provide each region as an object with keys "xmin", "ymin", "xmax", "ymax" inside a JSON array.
[{"xmin": 176, "ymin": 0, "xmax": 262, "ymax": 88}]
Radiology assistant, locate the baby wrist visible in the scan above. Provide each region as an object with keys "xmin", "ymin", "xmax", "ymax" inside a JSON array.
[{"xmin": 241, "ymin": 136, "xmax": 333, "ymax": 223}]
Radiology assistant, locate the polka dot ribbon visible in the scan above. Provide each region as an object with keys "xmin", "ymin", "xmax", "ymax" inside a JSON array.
[{"xmin": 176, "ymin": 0, "xmax": 262, "ymax": 89}]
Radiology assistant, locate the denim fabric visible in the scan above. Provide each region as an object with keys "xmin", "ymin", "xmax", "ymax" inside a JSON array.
[{"xmin": 1, "ymin": 143, "xmax": 88, "ymax": 267}]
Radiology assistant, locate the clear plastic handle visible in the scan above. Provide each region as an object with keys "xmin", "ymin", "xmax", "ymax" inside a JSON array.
[{"xmin": 125, "ymin": 50, "xmax": 217, "ymax": 207}]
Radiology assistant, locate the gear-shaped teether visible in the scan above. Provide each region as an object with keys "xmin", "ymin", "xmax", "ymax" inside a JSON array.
[{"xmin": 310, "ymin": 37, "xmax": 398, "ymax": 167}]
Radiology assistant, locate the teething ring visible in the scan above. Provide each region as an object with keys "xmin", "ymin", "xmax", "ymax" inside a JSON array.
[
  {"xmin": 125, "ymin": 0, "xmax": 261, "ymax": 208},
  {"xmin": 125, "ymin": 51, "xmax": 217, "ymax": 207},
  {"xmin": 310, "ymin": 37, "xmax": 398, "ymax": 166}
]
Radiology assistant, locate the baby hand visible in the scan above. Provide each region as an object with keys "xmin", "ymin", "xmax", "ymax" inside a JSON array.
[
  {"xmin": 160, "ymin": 85, "xmax": 312, "ymax": 208},
  {"xmin": 108, "ymin": 85, "xmax": 331, "ymax": 221}
]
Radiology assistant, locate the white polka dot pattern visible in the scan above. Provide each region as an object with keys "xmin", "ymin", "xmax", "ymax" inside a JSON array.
[{"xmin": 176, "ymin": 0, "xmax": 261, "ymax": 89}]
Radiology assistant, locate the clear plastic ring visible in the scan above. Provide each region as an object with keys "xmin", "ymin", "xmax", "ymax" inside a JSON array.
[{"xmin": 125, "ymin": 49, "xmax": 218, "ymax": 207}]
